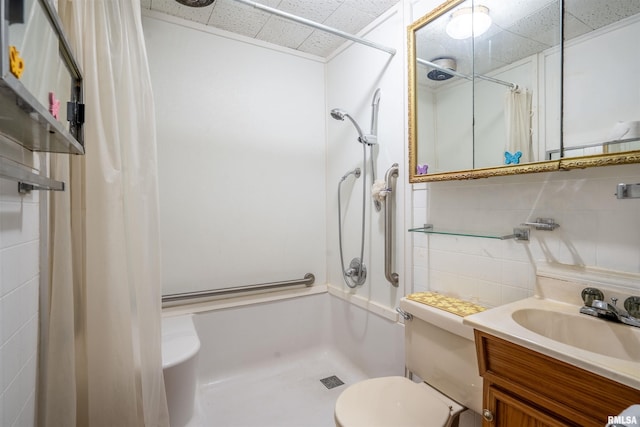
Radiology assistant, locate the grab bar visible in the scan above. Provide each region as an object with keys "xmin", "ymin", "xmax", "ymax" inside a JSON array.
[
  {"xmin": 162, "ymin": 273, "xmax": 315, "ymax": 307},
  {"xmin": 384, "ymin": 163, "xmax": 399, "ymax": 287},
  {"xmin": 0, "ymin": 156, "xmax": 65, "ymax": 192}
]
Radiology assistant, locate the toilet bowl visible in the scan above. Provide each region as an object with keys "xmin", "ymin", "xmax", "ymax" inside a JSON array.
[
  {"xmin": 162, "ymin": 314, "xmax": 200, "ymax": 427},
  {"xmin": 334, "ymin": 294, "xmax": 483, "ymax": 427}
]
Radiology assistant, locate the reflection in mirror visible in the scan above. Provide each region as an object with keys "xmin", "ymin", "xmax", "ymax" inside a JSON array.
[
  {"xmin": 409, "ymin": 0, "xmax": 640, "ymax": 182},
  {"xmin": 561, "ymin": 1, "xmax": 640, "ymax": 161},
  {"xmin": 410, "ymin": 0, "xmax": 562, "ymax": 181},
  {"xmin": 472, "ymin": 0, "xmax": 563, "ymax": 169},
  {"xmin": 414, "ymin": 1, "xmax": 474, "ymax": 174},
  {"xmin": 8, "ymin": 0, "xmax": 72, "ymax": 120}
]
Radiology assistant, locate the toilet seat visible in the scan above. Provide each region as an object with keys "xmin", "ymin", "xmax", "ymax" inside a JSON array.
[{"xmin": 334, "ymin": 376, "xmax": 464, "ymax": 427}]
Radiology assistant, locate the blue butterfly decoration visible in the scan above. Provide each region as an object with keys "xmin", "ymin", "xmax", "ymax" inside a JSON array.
[
  {"xmin": 504, "ymin": 151, "xmax": 522, "ymax": 165},
  {"xmin": 417, "ymin": 164, "xmax": 428, "ymax": 174}
]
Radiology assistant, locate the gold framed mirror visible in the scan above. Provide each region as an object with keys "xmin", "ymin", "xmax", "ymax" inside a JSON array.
[{"xmin": 408, "ymin": 0, "xmax": 640, "ymax": 183}]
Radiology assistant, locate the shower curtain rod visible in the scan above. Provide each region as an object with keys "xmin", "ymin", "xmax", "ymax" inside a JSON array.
[
  {"xmin": 230, "ymin": 0, "xmax": 396, "ymax": 56},
  {"xmin": 417, "ymin": 58, "xmax": 516, "ymax": 89}
]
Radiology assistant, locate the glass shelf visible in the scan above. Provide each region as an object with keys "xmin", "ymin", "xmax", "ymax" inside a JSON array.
[{"xmin": 408, "ymin": 225, "xmax": 528, "ymax": 240}]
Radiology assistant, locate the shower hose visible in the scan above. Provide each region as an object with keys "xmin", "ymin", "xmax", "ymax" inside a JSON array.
[{"xmin": 337, "ymin": 143, "xmax": 372, "ymax": 288}]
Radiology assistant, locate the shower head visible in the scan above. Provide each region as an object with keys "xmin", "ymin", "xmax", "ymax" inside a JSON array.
[
  {"xmin": 174, "ymin": 0, "xmax": 215, "ymax": 6},
  {"xmin": 330, "ymin": 108, "xmax": 366, "ymax": 142},
  {"xmin": 427, "ymin": 57, "xmax": 456, "ymax": 81},
  {"xmin": 330, "ymin": 108, "xmax": 346, "ymax": 121}
]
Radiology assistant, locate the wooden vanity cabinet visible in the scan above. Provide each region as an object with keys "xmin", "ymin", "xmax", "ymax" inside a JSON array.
[
  {"xmin": 485, "ymin": 384, "xmax": 571, "ymax": 427},
  {"xmin": 474, "ymin": 330, "xmax": 640, "ymax": 427}
]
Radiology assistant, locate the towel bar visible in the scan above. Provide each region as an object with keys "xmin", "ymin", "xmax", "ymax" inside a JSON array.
[{"xmin": 0, "ymin": 157, "xmax": 64, "ymax": 192}]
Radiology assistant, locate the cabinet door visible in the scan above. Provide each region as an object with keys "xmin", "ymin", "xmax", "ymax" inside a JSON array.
[{"xmin": 485, "ymin": 385, "xmax": 573, "ymax": 427}]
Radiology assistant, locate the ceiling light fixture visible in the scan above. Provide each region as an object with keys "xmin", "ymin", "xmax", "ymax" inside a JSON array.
[{"xmin": 446, "ymin": 5, "xmax": 491, "ymax": 40}]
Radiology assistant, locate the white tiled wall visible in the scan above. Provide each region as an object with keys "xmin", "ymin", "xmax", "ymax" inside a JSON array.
[
  {"xmin": 412, "ymin": 164, "xmax": 640, "ymax": 307},
  {"xmin": 0, "ymin": 176, "xmax": 39, "ymax": 427}
]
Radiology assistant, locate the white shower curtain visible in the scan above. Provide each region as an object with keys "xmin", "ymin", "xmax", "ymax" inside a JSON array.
[
  {"xmin": 504, "ymin": 87, "xmax": 533, "ymax": 164},
  {"xmin": 40, "ymin": 1, "xmax": 169, "ymax": 426}
]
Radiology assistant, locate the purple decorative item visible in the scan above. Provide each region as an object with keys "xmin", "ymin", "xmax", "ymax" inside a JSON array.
[{"xmin": 417, "ymin": 164, "xmax": 428, "ymax": 174}]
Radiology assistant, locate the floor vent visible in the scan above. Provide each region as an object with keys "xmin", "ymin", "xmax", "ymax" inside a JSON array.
[{"xmin": 320, "ymin": 375, "xmax": 344, "ymax": 389}]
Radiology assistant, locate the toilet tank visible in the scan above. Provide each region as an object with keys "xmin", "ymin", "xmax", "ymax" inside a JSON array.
[{"xmin": 399, "ymin": 298, "xmax": 483, "ymax": 414}]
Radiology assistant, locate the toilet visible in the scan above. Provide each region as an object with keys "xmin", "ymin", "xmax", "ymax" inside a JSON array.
[
  {"xmin": 334, "ymin": 295, "xmax": 483, "ymax": 427},
  {"xmin": 162, "ymin": 314, "xmax": 200, "ymax": 427}
]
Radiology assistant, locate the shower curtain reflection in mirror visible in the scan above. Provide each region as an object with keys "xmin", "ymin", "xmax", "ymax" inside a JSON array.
[{"xmin": 504, "ymin": 87, "xmax": 533, "ymax": 165}]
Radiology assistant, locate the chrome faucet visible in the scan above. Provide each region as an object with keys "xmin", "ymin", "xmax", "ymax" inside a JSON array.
[
  {"xmin": 590, "ymin": 298, "xmax": 622, "ymax": 320},
  {"xmin": 579, "ymin": 288, "xmax": 640, "ymax": 328}
]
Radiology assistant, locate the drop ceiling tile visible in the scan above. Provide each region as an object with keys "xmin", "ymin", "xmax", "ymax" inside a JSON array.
[
  {"xmin": 563, "ymin": 13, "xmax": 592, "ymax": 41},
  {"xmin": 504, "ymin": 1, "xmax": 561, "ymax": 47},
  {"xmin": 298, "ymin": 30, "xmax": 344, "ymax": 57},
  {"xmin": 278, "ymin": 0, "xmax": 343, "ymax": 23},
  {"xmin": 207, "ymin": 0, "xmax": 273, "ymax": 37},
  {"xmin": 257, "ymin": 16, "xmax": 314, "ymax": 49},
  {"xmin": 324, "ymin": 2, "xmax": 377, "ymax": 35},
  {"xmin": 484, "ymin": 0, "xmax": 558, "ymax": 30},
  {"xmin": 343, "ymin": 0, "xmax": 398, "ymax": 17},
  {"xmin": 151, "ymin": 0, "xmax": 214, "ymax": 24},
  {"xmin": 565, "ymin": 0, "xmax": 640, "ymax": 31},
  {"xmin": 145, "ymin": 0, "xmax": 403, "ymax": 58}
]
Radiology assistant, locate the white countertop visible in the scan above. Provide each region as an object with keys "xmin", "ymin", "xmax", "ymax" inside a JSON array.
[{"xmin": 463, "ymin": 296, "xmax": 640, "ymax": 390}]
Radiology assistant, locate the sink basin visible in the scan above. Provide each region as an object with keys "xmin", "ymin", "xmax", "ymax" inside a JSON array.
[
  {"xmin": 463, "ymin": 266, "xmax": 640, "ymax": 390},
  {"xmin": 512, "ymin": 308, "xmax": 640, "ymax": 362}
]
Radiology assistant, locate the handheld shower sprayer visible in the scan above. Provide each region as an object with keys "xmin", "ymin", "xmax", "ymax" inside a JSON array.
[
  {"xmin": 333, "ymin": 89, "xmax": 383, "ymax": 288},
  {"xmin": 330, "ymin": 89, "xmax": 381, "ymax": 146},
  {"xmin": 330, "ymin": 108, "xmax": 367, "ymax": 143}
]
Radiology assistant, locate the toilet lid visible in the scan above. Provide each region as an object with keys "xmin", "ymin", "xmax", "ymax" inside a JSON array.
[{"xmin": 334, "ymin": 376, "xmax": 455, "ymax": 427}]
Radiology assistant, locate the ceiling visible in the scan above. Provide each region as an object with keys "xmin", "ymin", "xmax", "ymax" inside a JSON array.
[
  {"xmin": 140, "ymin": 0, "xmax": 640, "ymax": 68},
  {"xmin": 140, "ymin": 0, "xmax": 400, "ymax": 58}
]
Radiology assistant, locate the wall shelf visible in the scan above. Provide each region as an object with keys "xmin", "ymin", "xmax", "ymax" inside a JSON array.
[{"xmin": 408, "ymin": 225, "xmax": 529, "ymax": 241}]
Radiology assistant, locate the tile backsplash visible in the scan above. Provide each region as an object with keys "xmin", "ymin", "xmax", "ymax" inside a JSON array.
[
  {"xmin": 412, "ymin": 164, "xmax": 640, "ymax": 307},
  {"xmin": 0, "ymin": 177, "xmax": 39, "ymax": 427}
]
